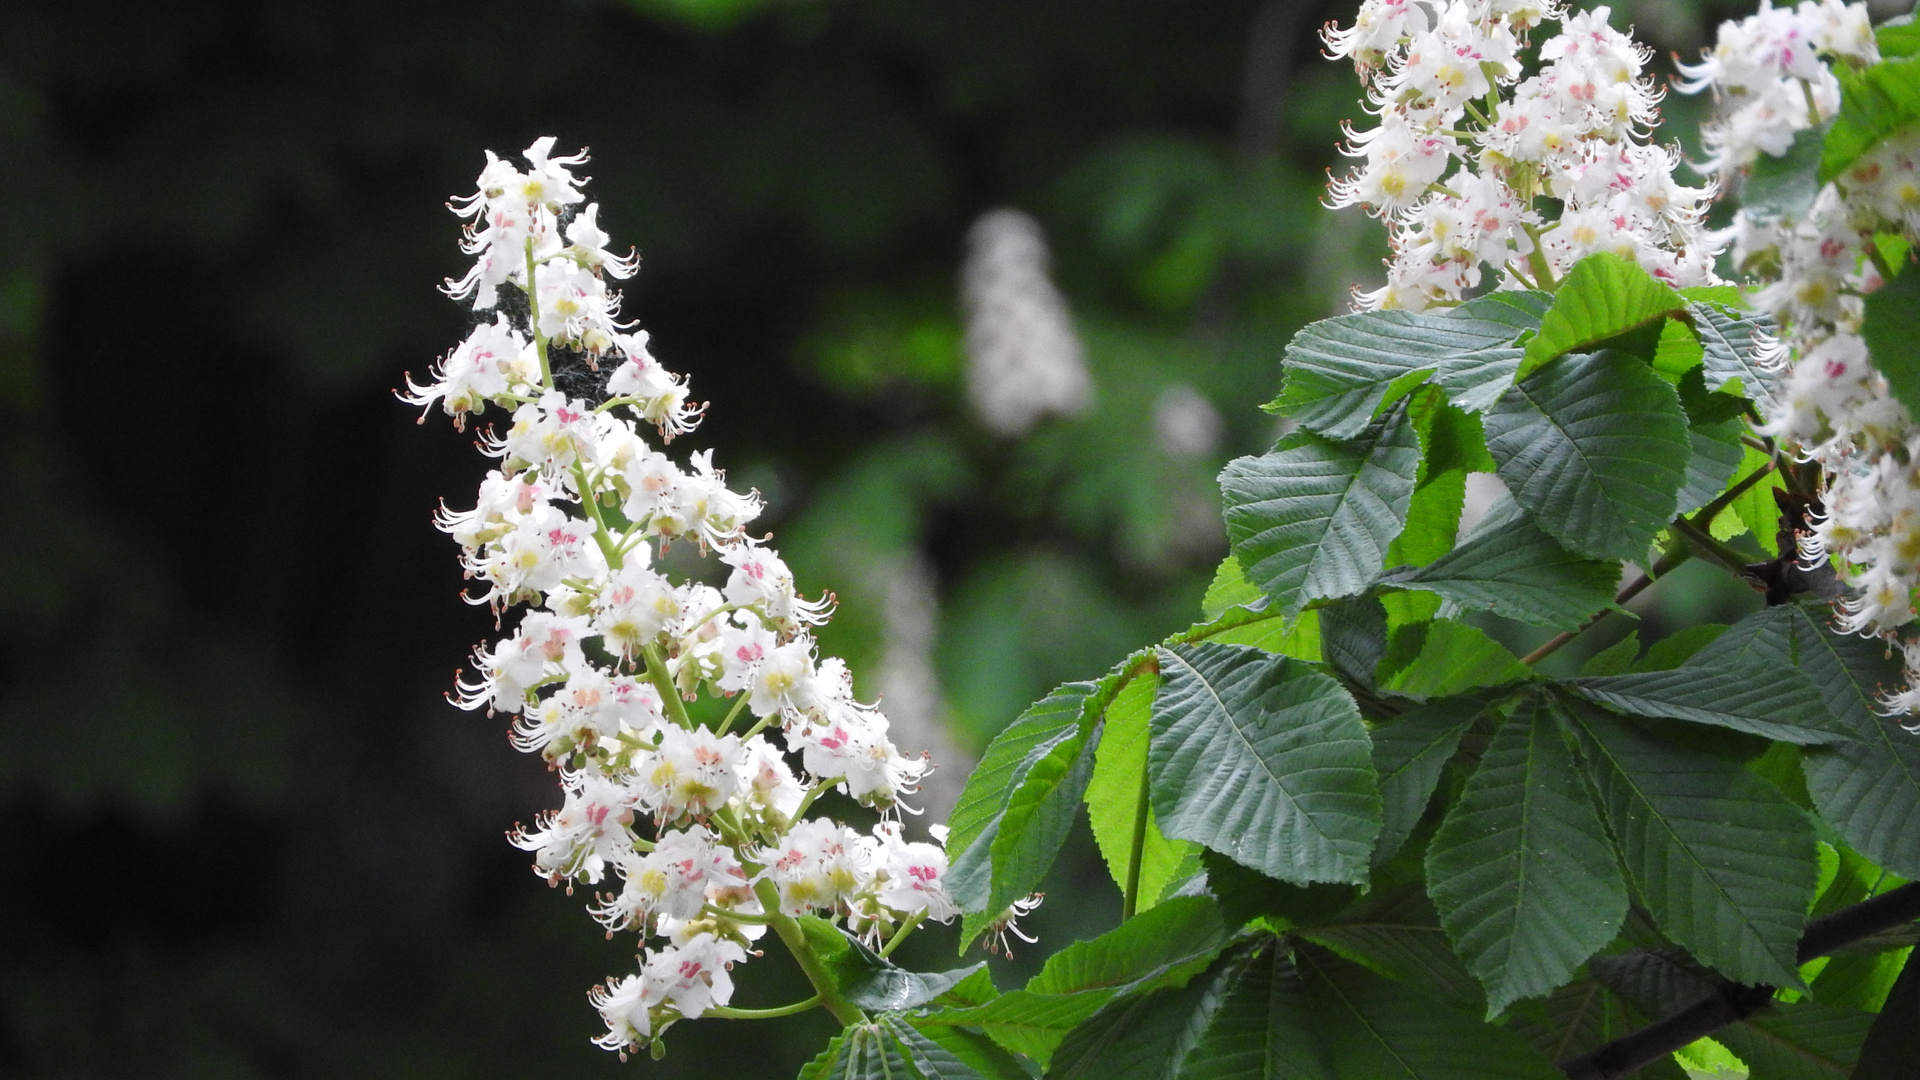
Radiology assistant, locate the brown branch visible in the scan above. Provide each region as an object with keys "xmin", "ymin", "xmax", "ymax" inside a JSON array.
[{"xmin": 1558, "ymin": 883, "xmax": 1920, "ymax": 1079}]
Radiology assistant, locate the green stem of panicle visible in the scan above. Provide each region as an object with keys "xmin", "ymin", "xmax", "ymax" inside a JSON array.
[
  {"xmin": 570, "ymin": 462, "xmax": 623, "ymax": 570},
  {"xmin": 707, "ymin": 996, "xmax": 823, "ymax": 1020},
  {"xmin": 526, "ymin": 238, "xmax": 552, "ymax": 388},
  {"xmin": 752, "ymin": 878, "xmax": 868, "ymax": 1027},
  {"xmin": 880, "ymin": 911, "xmax": 927, "ymax": 958},
  {"xmin": 642, "ymin": 641, "xmax": 695, "ymax": 730},
  {"xmin": 1522, "ymin": 222, "xmax": 1557, "ymax": 290}
]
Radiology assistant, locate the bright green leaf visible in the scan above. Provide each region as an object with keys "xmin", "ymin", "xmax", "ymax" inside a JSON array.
[
  {"xmin": 1862, "ymin": 261, "xmax": 1920, "ymax": 423},
  {"xmin": 1484, "ymin": 349, "xmax": 1691, "ymax": 561},
  {"xmin": 1519, "ymin": 253, "xmax": 1686, "ymax": 379},
  {"xmin": 1085, "ymin": 672, "xmax": 1201, "ymax": 911},
  {"xmin": 1222, "ymin": 405, "xmax": 1421, "ymax": 613},
  {"xmin": 1202, "ymin": 556, "xmax": 1263, "ymax": 620},
  {"xmin": 890, "ymin": 1017, "xmax": 1031, "ymax": 1080},
  {"xmin": 1821, "ymin": 56, "xmax": 1920, "ymax": 182},
  {"xmin": 1376, "ymin": 619, "xmax": 1530, "ymax": 699},
  {"xmin": 1150, "ymin": 643, "xmax": 1381, "ymax": 886}
]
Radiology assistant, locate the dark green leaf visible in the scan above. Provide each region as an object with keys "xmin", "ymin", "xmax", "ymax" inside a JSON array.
[
  {"xmin": 1561, "ymin": 702, "xmax": 1818, "ymax": 988},
  {"xmin": 1426, "ymin": 693, "xmax": 1627, "ymax": 1016},
  {"xmin": 1679, "ymin": 416, "xmax": 1746, "ymax": 517},
  {"xmin": 1503, "ymin": 979, "xmax": 1638, "ymax": 1069},
  {"xmin": 1581, "ymin": 632, "xmax": 1641, "ymax": 677},
  {"xmin": 1745, "ymin": 123, "xmax": 1829, "ymax": 219},
  {"xmin": 1630, "ymin": 623, "xmax": 1727, "ymax": 672},
  {"xmin": 1382, "ymin": 494, "xmax": 1620, "ymax": 631},
  {"xmin": 1484, "ymin": 349, "xmax": 1690, "ymax": 561},
  {"xmin": 1298, "ymin": 884, "xmax": 1484, "ymax": 1013},
  {"xmin": 1150, "ymin": 643, "xmax": 1381, "ymax": 886},
  {"xmin": 1371, "ymin": 699, "xmax": 1479, "ymax": 866},
  {"xmin": 1222, "ymin": 406, "xmax": 1421, "ymax": 613},
  {"xmin": 1175, "ymin": 945, "xmax": 1336, "ymax": 1080},
  {"xmin": 1266, "ymin": 303, "xmax": 1533, "ymax": 438},
  {"xmin": 891, "ymin": 1018, "xmax": 1032, "ymax": 1080},
  {"xmin": 1519, "ymin": 253, "xmax": 1686, "ymax": 379},
  {"xmin": 949, "ymin": 682, "xmax": 1095, "ymax": 882},
  {"xmin": 796, "ymin": 1022, "xmax": 922, "ymax": 1080},
  {"xmin": 1862, "ymin": 262, "xmax": 1920, "ymax": 423},
  {"xmin": 1694, "ymin": 302, "xmax": 1784, "ymax": 425},
  {"xmin": 1850, "ymin": 951, "xmax": 1920, "ymax": 1079},
  {"xmin": 1319, "ymin": 595, "xmax": 1387, "ymax": 690},
  {"xmin": 1564, "ymin": 606, "xmax": 1847, "ymax": 745},
  {"xmin": 1294, "ymin": 944, "xmax": 1565, "ymax": 1078},
  {"xmin": 798, "ymin": 918, "xmax": 986, "ymax": 1012},
  {"xmin": 1822, "ymin": 56, "xmax": 1920, "ymax": 182},
  {"xmin": 1787, "ymin": 603, "xmax": 1920, "ymax": 879},
  {"xmin": 1200, "ymin": 850, "xmax": 1360, "ymax": 930},
  {"xmin": 1045, "ymin": 948, "xmax": 1245, "ymax": 1080}
]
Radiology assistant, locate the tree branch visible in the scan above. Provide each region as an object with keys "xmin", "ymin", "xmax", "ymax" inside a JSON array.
[{"xmin": 1558, "ymin": 883, "xmax": 1920, "ymax": 1079}]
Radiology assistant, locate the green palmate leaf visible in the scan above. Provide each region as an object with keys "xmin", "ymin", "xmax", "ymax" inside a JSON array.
[
  {"xmin": 1632, "ymin": 623, "xmax": 1728, "ymax": 672},
  {"xmin": 891, "ymin": 1018, "xmax": 1032, "ymax": 1080},
  {"xmin": 1265, "ymin": 298, "xmax": 1537, "ymax": 438},
  {"xmin": 1811, "ymin": 946, "xmax": 1912, "ymax": 1012},
  {"xmin": 798, "ymin": 1022, "xmax": 921, "ymax": 1080},
  {"xmin": 1851, "ymin": 951, "xmax": 1920, "ymax": 1079},
  {"xmin": 1376, "ymin": 619, "xmax": 1530, "ymax": 699},
  {"xmin": 1679, "ymin": 417, "xmax": 1746, "ymax": 518},
  {"xmin": 1298, "ymin": 884, "xmax": 1484, "ymax": 1013},
  {"xmin": 928, "ymin": 901, "xmax": 1229, "ymax": 1065},
  {"xmin": 1200, "ymin": 850, "xmax": 1361, "ymax": 931},
  {"xmin": 1503, "ymin": 979, "xmax": 1646, "ymax": 1071},
  {"xmin": 1370, "ymin": 698, "xmax": 1480, "ymax": 866},
  {"xmin": 1203, "ymin": 606, "xmax": 1318, "ymax": 658},
  {"xmin": 948, "ymin": 675, "xmax": 1115, "ymax": 946},
  {"xmin": 1150, "ymin": 642, "xmax": 1381, "ymax": 886},
  {"xmin": 1561, "ymin": 702, "xmax": 1818, "ymax": 988},
  {"xmin": 1519, "ymin": 253, "xmax": 1686, "ymax": 379},
  {"xmin": 1728, "ymin": 445, "xmax": 1786, "ymax": 555},
  {"xmin": 1319, "ymin": 595, "xmax": 1388, "ymax": 690},
  {"xmin": 1222, "ymin": 405, "xmax": 1421, "ymax": 613},
  {"xmin": 1785, "ymin": 603, "xmax": 1920, "ymax": 879},
  {"xmin": 1202, "ymin": 555, "xmax": 1265, "ymax": 620},
  {"xmin": 1879, "ymin": 17, "xmax": 1920, "ymax": 58},
  {"xmin": 1028, "ymin": 896, "xmax": 1229, "ymax": 997},
  {"xmin": 1692, "ymin": 301, "xmax": 1784, "ymax": 418},
  {"xmin": 1293, "ymin": 943, "xmax": 1564, "ymax": 1079},
  {"xmin": 1045, "ymin": 948, "xmax": 1246, "ymax": 1080},
  {"xmin": 1483, "ymin": 348, "xmax": 1690, "ymax": 561},
  {"xmin": 1382, "ymin": 494, "xmax": 1620, "ymax": 631},
  {"xmin": 1174, "ymin": 945, "xmax": 1336, "ymax": 1080},
  {"xmin": 1085, "ymin": 672, "xmax": 1202, "ymax": 911},
  {"xmin": 1718, "ymin": 999, "xmax": 1873, "ymax": 1080},
  {"xmin": 1861, "ymin": 260, "xmax": 1920, "ymax": 423},
  {"xmin": 1821, "ymin": 56, "xmax": 1920, "ymax": 183},
  {"xmin": 1653, "ymin": 318, "xmax": 1705, "ymax": 383},
  {"xmin": 798, "ymin": 918, "xmax": 986, "ymax": 1012},
  {"xmin": 1426, "ymin": 693, "xmax": 1628, "ymax": 1017},
  {"xmin": 1563, "ymin": 605, "xmax": 1846, "ymax": 745},
  {"xmin": 1745, "ymin": 123, "xmax": 1829, "ymax": 220},
  {"xmin": 1582, "ymin": 632, "xmax": 1641, "ymax": 676}
]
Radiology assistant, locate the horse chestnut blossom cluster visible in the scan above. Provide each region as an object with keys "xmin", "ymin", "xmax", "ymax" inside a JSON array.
[
  {"xmin": 1324, "ymin": 0, "xmax": 1723, "ymax": 310},
  {"xmin": 1677, "ymin": 4, "xmax": 1920, "ymax": 705},
  {"xmin": 404, "ymin": 138, "xmax": 962, "ymax": 1057}
]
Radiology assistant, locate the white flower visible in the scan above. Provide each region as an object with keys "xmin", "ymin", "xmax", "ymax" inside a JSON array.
[
  {"xmin": 637, "ymin": 726, "xmax": 742, "ymax": 821},
  {"xmin": 870, "ymin": 821, "xmax": 958, "ymax": 922}
]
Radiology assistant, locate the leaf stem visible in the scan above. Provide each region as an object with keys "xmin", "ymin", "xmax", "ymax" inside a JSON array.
[
  {"xmin": 1521, "ymin": 542, "xmax": 1690, "ymax": 667},
  {"xmin": 705, "ymin": 995, "xmax": 822, "ymax": 1020},
  {"xmin": 714, "ymin": 690, "xmax": 754, "ymax": 736}
]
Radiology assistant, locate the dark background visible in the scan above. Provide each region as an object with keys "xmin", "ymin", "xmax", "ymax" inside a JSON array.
[{"xmin": 0, "ymin": 1, "xmax": 1761, "ymax": 1076}]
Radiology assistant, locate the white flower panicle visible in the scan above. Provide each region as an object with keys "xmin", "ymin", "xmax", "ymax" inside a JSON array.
[
  {"xmin": 1323, "ymin": 1, "xmax": 1724, "ymax": 310},
  {"xmin": 961, "ymin": 207, "xmax": 1094, "ymax": 438},
  {"xmin": 405, "ymin": 139, "xmax": 966, "ymax": 1058},
  {"xmin": 1676, "ymin": 3, "xmax": 1920, "ymax": 710}
]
